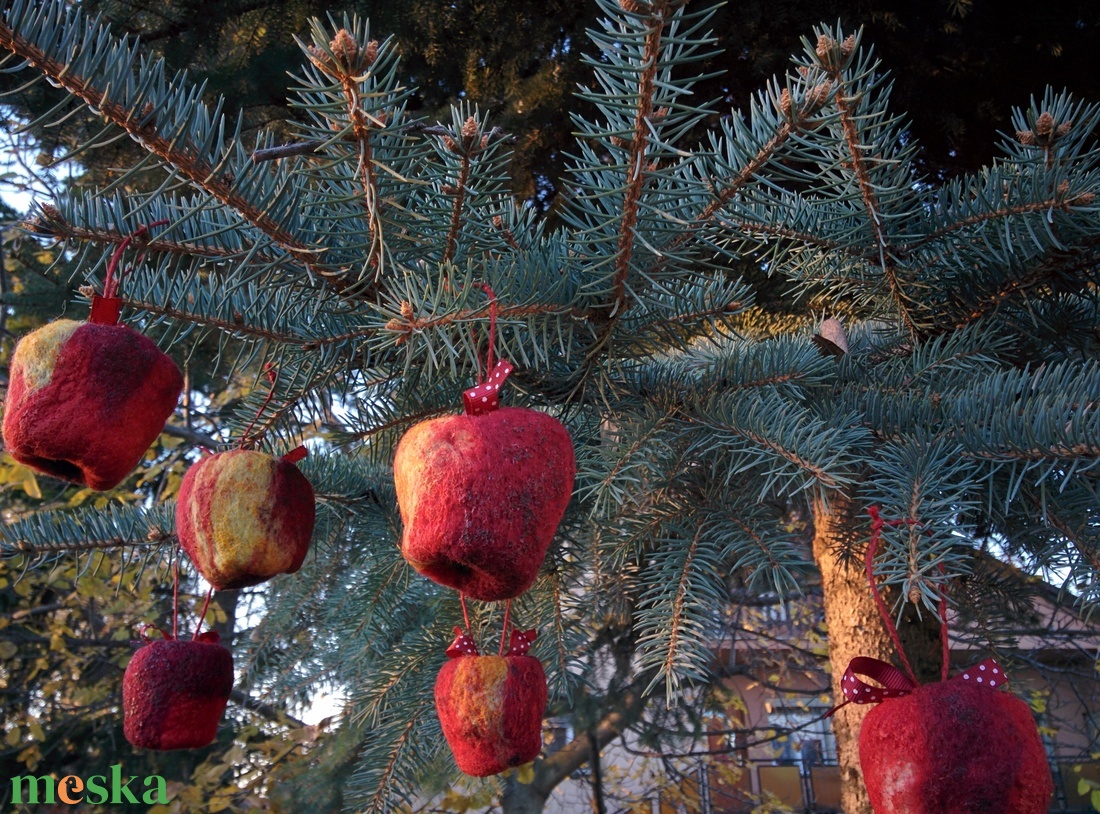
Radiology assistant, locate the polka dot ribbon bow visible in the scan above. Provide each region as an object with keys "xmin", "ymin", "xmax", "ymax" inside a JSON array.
[
  {"xmin": 834, "ymin": 655, "xmax": 1007, "ymax": 711},
  {"xmin": 444, "ymin": 626, "xmax": 537, "ymax": 658},
  {"xmin": 463, "ymin": 359, "xmax": 514, "ymax": 416}
]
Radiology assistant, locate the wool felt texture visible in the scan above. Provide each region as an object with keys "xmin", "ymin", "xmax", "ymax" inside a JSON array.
[
  {"xmin": 395, "ymin": 407, "xmax": 575, "ymax": 601},
  {"xmin": 860, "ymin": 679, "xmax": 1053, "ymax": 813},
  {"xmin": 177, "ymin": 449, "xmax": 316, "ymax": 590},
  {"xmin": 2, "ymin": 319, "xmax": 183, "ymax": 490},
  {"xmin": 435, "ymin": 654, "xmax": 547, "ymax": 777},
  {"xmin": 122, "ymin": 632, "xmax": 233, "ymax": 751}
]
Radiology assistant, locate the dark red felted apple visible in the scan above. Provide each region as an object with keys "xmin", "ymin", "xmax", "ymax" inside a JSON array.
[
  {"xmin": 435, "ymin": 648, "xmax": 547, "ymax": 776},
  {"xmin": 123, "ymin": 630, "xmax": 233, "ymax": 751},
  {"xmin": 394, "ymin": 407, "xmax": 574, "ymax": 601},
  {"xmin": 2, "ymin": 317, "xmax": 183, "ymax": 490},
  {"xmin": 176, "ymin": 448, "xmax": 315, "ymax": 590},
  {"xmin": 860, "ymin": 677, "xmax": 1053, "ymax": 813}
]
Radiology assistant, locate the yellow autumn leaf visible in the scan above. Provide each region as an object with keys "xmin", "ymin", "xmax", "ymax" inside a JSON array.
[
  {"xmin": 5, "ymin": 726, "xmax": 22, "ymax": 747},
  {"xmin": 516, "ymin": 762, "xmax": 535, "ymax": 784},
  {"xmin": 21, "ymin": 469, "xmax": 41, "ymax": 499}
]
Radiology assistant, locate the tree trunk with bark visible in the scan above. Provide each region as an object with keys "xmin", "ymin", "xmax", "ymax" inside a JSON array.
[{"xmin": 812, "ymin": 494, "xmax": 942, "ymax": 814}]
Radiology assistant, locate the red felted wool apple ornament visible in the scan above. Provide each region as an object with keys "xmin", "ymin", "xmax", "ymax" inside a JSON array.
[
  {"xmin": 836, "ymin": 508, "xmax": 1053, "ymax": 814},
  {"xmin": 435, "ymin": 626, "xmax": 547, "ymax": 776},
  {"xmin": 852, "ymin": 658, "xmax": 1053, "ymax": 814},
  {"xmin": 3, "ymin": 223, "xmax": 182, "ymax": 490},
  {"xmin": 123, "ymin": 629, "xmax": 233, "ymax": 751},
  {"xmin": 395, "ymin": 357, "xmax": 574, "ymax": 601},
  {"xmin": 176, "ymin": 446, "xmax": 315, "ymax": 590}
]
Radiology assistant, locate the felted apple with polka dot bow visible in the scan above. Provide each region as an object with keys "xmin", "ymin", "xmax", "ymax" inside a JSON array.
[
  {"xmin": 840, "ymin": 508, "xmax": 1052, "ymax": 814},
  {"xmin": 855, "ymin": 662, "xmax": 1053, "ymax": 814},
  {"xmin": 435, "ymin": 627, "xmax": 547, "ymax": 776},
  {"xmin": 394, "ymin": 359, "xmax": 575, "ymax": 601}
]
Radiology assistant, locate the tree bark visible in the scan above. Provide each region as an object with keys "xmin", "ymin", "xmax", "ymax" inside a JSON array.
[{"xmin": 811, "ymin": 494, "xmax": 942, "ymax": 814}]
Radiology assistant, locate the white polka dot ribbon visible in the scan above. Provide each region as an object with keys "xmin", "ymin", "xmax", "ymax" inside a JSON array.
[
  {"xmin": 832, "ymin": 656, "xmax": 1007, "ymax": 714},
  {"xmin": 839, "ymin": 656, "xmax": 918, "ymax": 707},
  {"xmin": 462, "ymin": 359, "xmax": 514, "ymax": 416},
  {"xmin": 958, "ymin": 658, "xmax": 1005, "ymax": 689},
  {"xmin": 505, "ymin": 628, "xmax": 538, "ymax": 657},
  {"xmin": 445, "ymin": 627, "xmax": 480, "ymax": 658}
]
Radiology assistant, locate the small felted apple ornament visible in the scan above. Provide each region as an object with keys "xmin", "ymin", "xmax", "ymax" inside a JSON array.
[
  {"xmin": 176, "ymin": 446, "xmax": 315, "ymax": 590},
  {"xmin": 2, "ymin": 222, "xmax": 183, "ymax": 490},
  {"xmin": 123, "ymin": 629, "xmax": 233, "ymax": 751},
  {"xmin": 435, "ymin": 626, "xmax": 547, "ymax": 776},
  {"xmin": 395, "ymin": 357, "xmax": 575, "ymax": 601},
  {"xmin": 834, "ymin": 507, "xmax": 1053, "ymax": 814}
]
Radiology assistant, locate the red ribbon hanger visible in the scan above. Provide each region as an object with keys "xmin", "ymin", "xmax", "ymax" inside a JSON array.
[
  {"xmin": 829, "ymin": 507, "xmax": 1010, "ymax": 716},
  {"xmin": 462, "ymin": 283, "xmax": 514, "ymax": 416}
]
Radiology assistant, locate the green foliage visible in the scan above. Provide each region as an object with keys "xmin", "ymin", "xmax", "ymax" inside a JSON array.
[{"xmin": 1, "ymin": 0, "xmax": 1099, "ymax": 810}]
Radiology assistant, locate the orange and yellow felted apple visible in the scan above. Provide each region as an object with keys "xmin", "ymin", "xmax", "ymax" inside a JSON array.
[
  {"xmin": 176, "ymin": 447, "xmax": 315, "ymax": 590},
  {"xmin": 123, "ymin": 630, "xmax": 233, "ymax": 751},
  {"xmin": 2, "ymin": 310, "xmax": 183, "ymax": 490},
  {"xmin": 395, "ymin": 405, "xmax": 574, "ymax": 601},
  {"xmin": 435, "ymin": 628, "xmax": 547, "ymax": 776}
]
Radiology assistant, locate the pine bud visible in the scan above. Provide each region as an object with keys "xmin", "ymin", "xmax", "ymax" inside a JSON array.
[
  {"xmin": 1035, "ymin": 111, "xmax": 1054, "ymax": 138},
  {"xmin": 364, "ymin": 40, "xmax": 380, "ymax": 66},
  {"xmin": 778, "ymin": 89, "xmax": 792, "ymax": 117},
  {"xmin": 806, "ymin": 82, "xmax": 833, "ymax": 111},
  {"xmin": 442, "ymin": 135, "xmax": 458, "ymax": 153},
  {"xmin": 1016, "ymin": 131, "xmax": 1036, "ymax": 146},
  {"xmin": 492, "ymin": 215, "xmax": 505, "ymax": 229},
  {"xmin": 840, "ymin": 35, "xmax": 856, "ymax": 57},
  {"xmin": 330, "ymin": 30, "xmax": 359, "ymax": 66},
  {"xmin": 1056, "ymin": 121, "xmax": 1072, "ymax": 138},
  {"xmin": 461, "ymin": 116, "xmax": 479, "ymax": 144},
  {"xmin": 908, "ymin": 583, "xmax": 922, "ymax": 605},
  {"xmin": 816, "ymin": 34, "xmax": 837, "ymax": 67},
  {"xmin": 400, "ymin": 301, "xmax": 415, "ymax": 321},
  {"xmin": 480, "ymin": 134, "xmax": 490, "ymax": 150}
]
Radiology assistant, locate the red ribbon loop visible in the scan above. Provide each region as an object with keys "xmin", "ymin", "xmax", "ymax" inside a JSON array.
[
  {"xmin": 446, "ymin": 626, "xmax": 480, "ymax": 659},
  {"xmin": 841, "ymin": 656, "xmax": 919, "ymax": 705},
  {"xmin": 282, "ymin": 445, "xmax": 309, "ymax": 465},
  {"xmin": 505, "ymin": 628, "xmax": 537, "ymax": 657},
  {"xmin": 89, "ymin": 294, "xmax": 123, "ymax": 326},
  {"xmin": 463, "ymin": 359, "xmax": 514, "ymax": 416},
  {"xmin": 834, "ymin": 656, "xmax": 1007, "ymax": 714}
]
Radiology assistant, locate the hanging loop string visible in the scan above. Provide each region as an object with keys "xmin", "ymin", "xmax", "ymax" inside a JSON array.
[
  {"xmin": 463, "ymin": 284, "xmax": 513, "ymax": 415},
  {"xmin": 477, "ymin": 283, "xmax": 498, "ymax": 384},
  {"xmin": 102, "ymin": 220, "xmax": 170, "ymax": 300},
  {"xmin": 193, "ymin": 586, "xmax": 215, "ymax": 641},
  {"xmin": 238, "ymin": 364, "xmax": 279, "ymax": 449},
  {"xmin": 865, "ymin": 505, "xmax": 921, "ymax": 684}
]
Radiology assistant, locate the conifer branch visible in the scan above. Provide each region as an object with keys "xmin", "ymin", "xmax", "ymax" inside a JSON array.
[
  {"xmin": 824, "ymin": 44, "xmax": 918, "ymax": 337},
  {"xmin": 610, "ymin": 1, "xmax": 669, "ymax": 320},
  {"xmin": 27, "ymin": 208, "xmax": 282, "ymax": 266},
  {"xmin": 660, "ymin": 525, "xmax": 702, "ymax": 690},
  {"xmin": 904, "ymin": 193, "xmax": 1096, "ymax": 253},
  {"xmin": 0, "ymin": 16, "xmax": 354, "ymax": 294},
  {"xmin": 1, "ymin": 530, "xmax": 177, "ymax": 557},
  {"xmin": 118, "ymin": 295, "xmax": 315, "ymax": 345},
  {"xmin": 442, "ymin": 145, "xmax": 472, "ymax": 266}
]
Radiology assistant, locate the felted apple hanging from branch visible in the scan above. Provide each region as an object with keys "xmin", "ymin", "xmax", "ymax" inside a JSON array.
[
  {"xmin": 2, "ymin": 221, "xmax": 184, "ymax": 490},
  {"xmin": 833, "ymin": 507, "xmax": 1053, "ymax": 814},
  {"xmin": 435, "ymin": 622, "xmax": 548, "ymax": 776},
  {"xmin": 394, "ymin": 284, "xmax": 575, "ymax": 601},
  {"xmin": 123, "ymin": 575, "xmax": 232, "ymax": 751},
  {"xmin": 176, "ymin": 367, "xmax": 316, "ymax": 590}
]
